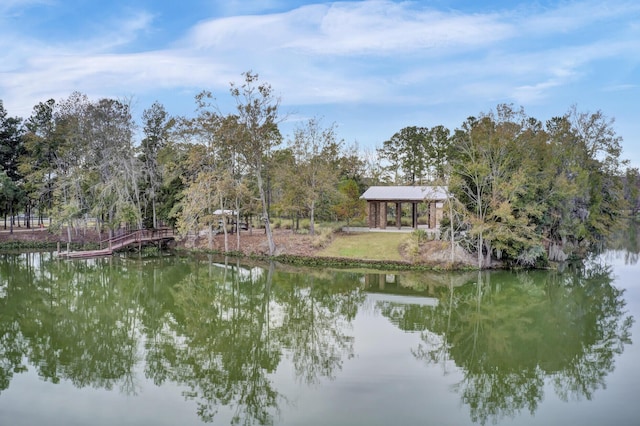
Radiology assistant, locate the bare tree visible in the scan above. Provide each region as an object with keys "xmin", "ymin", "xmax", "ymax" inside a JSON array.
[{"xmin": 230, "ymin": 72, "xmax": 283, "ymax": 255}]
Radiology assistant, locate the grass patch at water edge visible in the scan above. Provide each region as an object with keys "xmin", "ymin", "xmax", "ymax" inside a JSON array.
[{"xmin": 317, "ymin": 232, "xmax": 407, "ymax": 261}]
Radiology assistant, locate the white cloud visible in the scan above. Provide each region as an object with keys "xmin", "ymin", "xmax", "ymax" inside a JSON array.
[
  {"xmin": 57, "ymin": 10, "xmax": 157, "ymax": 53},
  {"xmin": 292, "ymin": 2, "xmax": 513, "ymax": 55},
  {"xmin": 103, "ymin": 11, "xmax": 156, "ymax": 50},
  {"xmin": 1, "ymin": 0, "xmax": 639, "ymax": 133},
  {"xmin": 184, "ymin": 1, "xmax": 514, "ymax": 56}
]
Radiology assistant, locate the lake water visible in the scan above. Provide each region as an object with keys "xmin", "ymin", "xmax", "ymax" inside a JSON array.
[{"xmin": 0, "ymin": 227, "xmax": 639, "ymax": 425}]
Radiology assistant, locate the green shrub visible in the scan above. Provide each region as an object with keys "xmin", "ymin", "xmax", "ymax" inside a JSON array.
[
  {"xmin": 311, "ymin": 226, "xmax": 334, "ymax": 249},
  {"xmin": 412, "ymin": 229, "xmax": 428, "ymax": 244},
  {"xmin": 142, "ymin": 246, "xmax": 160, "ymax": 256}
]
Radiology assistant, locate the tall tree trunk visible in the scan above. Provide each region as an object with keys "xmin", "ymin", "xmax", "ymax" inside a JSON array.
[
  {"xmin": 309, "ymin": 200, "xmax": 315, "ymax": 236},
  {"xmin": 235, "ymin": 196, "xmax": 241, "ymax": 251},
  {"xmin": 477, "ymin": 186, "xmax": 483, "ymax": 269},
  {"xmin": 449, "ymin": 200, "xmax": 455, "ymax": 265},
  {"xmin": 9, "ymin": 203, "xmax": 14, "ymax": 234},
  {"xmin": 67, "ymin": 220, "xmax": 72, "ymax": 252},
  {"xmin": 256, "ymin": 169, "xmax": 275, "ymax": 255},
  {"xmin": 477, "ymin": 232, "xmax": 484, "ymax": 269},
  {"xmin": 484, "ymin": 240, "xmax": 492, "ymax": 268},
  {"xmin": 152, "ymin": 198, "xmax": 157, "ymax": 229},
  {"xmin": 220, "ymin": 194, "xmax": 229, "ymax": 253}
]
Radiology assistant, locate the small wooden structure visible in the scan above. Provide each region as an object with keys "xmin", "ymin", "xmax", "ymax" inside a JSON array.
[
  {"xmin": 360, "ymin": 186, "xmax": 448, "ymax": 230},
  {"xmin": 57, "ymin": 228, "xmax": 176, "ymax": 259}
]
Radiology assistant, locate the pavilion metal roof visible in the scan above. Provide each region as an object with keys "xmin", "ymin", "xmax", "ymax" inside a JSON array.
[{"xmin": 360, "ymin": 185, "xmax": 448, "ymax": 201}]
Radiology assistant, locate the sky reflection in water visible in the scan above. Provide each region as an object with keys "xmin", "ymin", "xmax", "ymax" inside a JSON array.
[{"xmin": 0, "ymin": 236, "xmax": 638, "ymax": 425}]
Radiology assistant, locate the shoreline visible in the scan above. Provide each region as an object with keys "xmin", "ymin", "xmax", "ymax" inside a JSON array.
[{"xmin": 0, "ymin": 226, "xmax": 479, "ymax": 271}]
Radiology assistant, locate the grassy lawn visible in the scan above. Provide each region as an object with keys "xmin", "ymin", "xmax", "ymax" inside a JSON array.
[{"xmin": 317, "ymin": 232, "xmax": 408, "ymax": 261}]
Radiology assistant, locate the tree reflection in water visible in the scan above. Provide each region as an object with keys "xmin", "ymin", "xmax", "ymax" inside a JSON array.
[
  {"xmin": 606, "ymin": 219, "xmax": 640, "ymax": 265},
  {"xmin": 163, "ymin": 259, "xmax": 282, "ymax": 424},
  {"xmin": 0, "ymin": 251, "xmax": 633, "ymax": 425},
  {"xmin": 0, "ymin": 252, "xmax": 365, "ymax": 425},
  {"xmin": 0, "ymin": 253, "xmax": 146, "ymax": 395},
  {"xmin": 377, "ymin": 260, "xmax": 633, "ymax": 425},
  {"xmin": 146, "ymin": 258, "xmax": 364, "ymax": 425}
]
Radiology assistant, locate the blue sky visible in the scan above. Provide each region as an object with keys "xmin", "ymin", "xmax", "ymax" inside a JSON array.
[{"xmin": 1, "ymin": 0, "xmax": 639, "ymax": 167}]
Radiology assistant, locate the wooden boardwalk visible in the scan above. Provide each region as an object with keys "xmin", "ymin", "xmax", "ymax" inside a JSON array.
[{"xmin": 57, "ymin": 228, "xmax": 176, "ymax": 259}]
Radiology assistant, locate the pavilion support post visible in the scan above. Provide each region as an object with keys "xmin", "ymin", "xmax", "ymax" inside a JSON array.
[
  {"xmin": 368, "ymin": 202, "xmax": 377, "ymax": 228},
  {"xmin": 379, "ymin": 202, "xmax": 387, "ymax": 229},
  {"xmin": 412, "ymin": 202, "xmax": 418, "ymax": 228},
  {"xmin": 395, "ymin": 202, "xmax": 402, "ymax": 229}
]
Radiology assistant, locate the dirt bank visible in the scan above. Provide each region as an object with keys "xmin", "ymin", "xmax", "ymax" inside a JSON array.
[
  {"xmin": 182, "ymin": 228, "xmax": 476, "ymax": 268},
  {"xmin": 0, "ymin": 226, "xmax": 476, "ymax": 269}
]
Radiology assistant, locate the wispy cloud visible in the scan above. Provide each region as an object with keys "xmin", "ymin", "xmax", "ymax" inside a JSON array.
[
  {"xmin": 1, "ymin": 0, "xmax": 639, "ymax": 136},
  {"xmin": 96, "ymin": 10, "xmax": 156, "ymax": 51},
  {"xmin": 185, "ymin": 2, "xmax": 514, "ymax": 56}
]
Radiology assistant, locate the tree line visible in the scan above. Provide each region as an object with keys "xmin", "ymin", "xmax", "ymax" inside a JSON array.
[{"xmin": 1, "ymin": 72, "xmax": 638, "ymax": 266}]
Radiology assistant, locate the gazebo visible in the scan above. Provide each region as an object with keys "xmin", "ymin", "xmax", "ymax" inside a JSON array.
[{"xmin": 360, "ymin": 186, "xmax": 448, "ymax": 230}]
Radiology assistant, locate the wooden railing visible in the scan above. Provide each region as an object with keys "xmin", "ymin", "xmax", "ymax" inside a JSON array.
[
  {"xmin": 102, "ymin": 228, "xmax": 176, "ymax": 251},
  {"xmin": 58, "ymin": 228, "xmax": 176, "ymax": 259}
]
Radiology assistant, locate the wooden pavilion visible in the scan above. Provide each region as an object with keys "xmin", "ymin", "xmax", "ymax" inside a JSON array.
[{"xmin": 360, "ymin": 186, "xmax": 448, "ymax": 230}]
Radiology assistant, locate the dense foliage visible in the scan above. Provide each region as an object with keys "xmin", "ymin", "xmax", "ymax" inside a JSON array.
[
  {"xmin": 0, "ymin": 74, "xmax": 638, "ymax": 267},
  {"xmin": 449, "ymin": 105, "xmax": 630, "ymax": 267}
]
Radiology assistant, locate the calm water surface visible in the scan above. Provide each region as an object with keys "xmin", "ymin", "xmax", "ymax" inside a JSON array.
[{"xmin": 0, "ymin": 228, "xmax": 639, "ymax": 425}]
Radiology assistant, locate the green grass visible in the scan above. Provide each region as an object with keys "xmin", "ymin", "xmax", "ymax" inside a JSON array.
[{"xmin": 317, "ymin": 232, "xmax": 407, "ymax": 261}]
